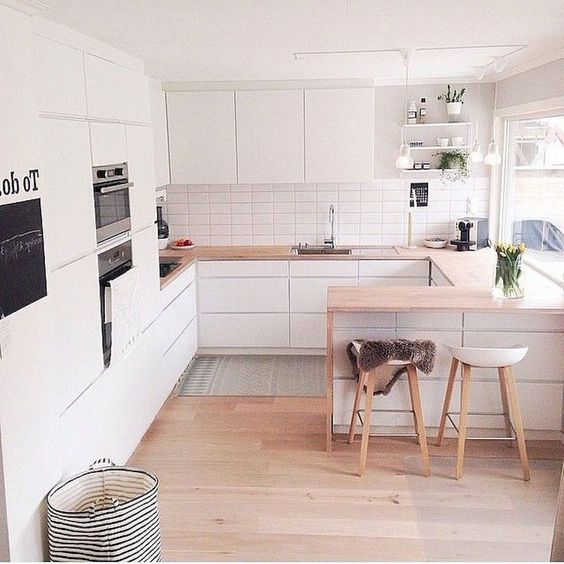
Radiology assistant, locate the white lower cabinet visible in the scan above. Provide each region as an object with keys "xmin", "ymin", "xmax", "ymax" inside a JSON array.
[
  {"xmin": 290, "ymin": 277, "xmax": 357, "ymax": 313},
  {"xmin": 199, "ymin": 314, "xmax": 290, "ymax": 348},
  {"xmin": 359, "ymin": 277, "xmax": 429, "ymax": 287},
  {"xmin": 290, "ymin": 313, "xmax": 326, "ymax": 348},
  {"xmin": 160, "ymin": 317, "xmax": 198, "ymax": 385},
  {"xmin": 159, "ymin": 282, "xmax": 197, "ymax": 352}
]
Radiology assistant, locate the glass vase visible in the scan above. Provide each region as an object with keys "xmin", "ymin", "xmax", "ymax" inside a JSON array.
[{"xmin": 493, "ymin": 255, "xmax": 524, "ymax": 299}]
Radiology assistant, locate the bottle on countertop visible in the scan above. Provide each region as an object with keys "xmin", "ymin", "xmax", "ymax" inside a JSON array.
[
  {"xmin": 407, "ymin": 101, "xmax": 417, "ymax": 125},
  {"xmin": 418, "ymin": 97, "xmax": 427, "ymax": 124}
]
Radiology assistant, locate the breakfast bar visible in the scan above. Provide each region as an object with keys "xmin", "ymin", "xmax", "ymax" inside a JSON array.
[{"xmin": 326, "ymin": 283, "xmax": 564, "ymax": 453}]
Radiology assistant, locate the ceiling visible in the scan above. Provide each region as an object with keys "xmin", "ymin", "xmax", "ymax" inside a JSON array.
[{"xmin": 40, "ymin": 0, "xmax": 564, "ymax": 83}]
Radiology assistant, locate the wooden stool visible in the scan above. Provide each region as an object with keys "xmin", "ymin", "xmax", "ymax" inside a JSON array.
[
  {"xmin": 348, "ymin": 343, "xmax": 430, "ymax": 477},
  {"xmin": 436, "ymin": 344, "xmax": 530, "ymax": 481}
]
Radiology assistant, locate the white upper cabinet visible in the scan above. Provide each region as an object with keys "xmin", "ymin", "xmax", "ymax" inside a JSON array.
[
  {"xmin": 126, "ymin": 125, "xmax": 157, "ymax": 232},
  {"xmin": 236, "ymin": 90, "xmax": 304, "ymax": 183},
  {"xmin": 305, "ymin": 88, "xmax": 375, "ymax": 183},
  {"xmin": 167, "ymin": 91, "xmax": 237, "ymax": 184},
  {"xmin": 39, "ymin": 119, "xmax": 96, "ymax": 269},
  {"xmin": 119, "ymin": 70, "xmax": 151, "ymax": 124},
  {"xmin": 34, "ymin": 36, "xmax": 87, "ymax": 116},
  {"xmin": 149, "ymin": 80, "xmax": 170, "ymax": 188},
  {"xmin": 90, "ymin": 122, "xmax": 127, "ymax": 166}
]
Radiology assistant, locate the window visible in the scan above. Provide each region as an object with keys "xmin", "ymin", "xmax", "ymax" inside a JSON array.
[{"xmin": 500, "ymin": 114, "xmax": 564, "ymax": 286}]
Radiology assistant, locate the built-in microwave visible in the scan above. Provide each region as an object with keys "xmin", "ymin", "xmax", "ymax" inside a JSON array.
[{"xmin": 93, "ymin": 162, "xmax": 133, "ymax": 244}]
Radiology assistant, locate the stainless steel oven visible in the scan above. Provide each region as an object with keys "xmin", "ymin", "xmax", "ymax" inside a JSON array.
[
  {"xmin": 98, "ymin": 241, "xmax": 132, "ymax": 367},
  {"xmin": 93, "ymin": 162, "xmax": 133, "ymax": 244}
]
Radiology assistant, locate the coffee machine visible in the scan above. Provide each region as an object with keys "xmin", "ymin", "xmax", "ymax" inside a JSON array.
[{"xmin": 450, "ymin": 217, "xmax": 489, "ymax": 251}]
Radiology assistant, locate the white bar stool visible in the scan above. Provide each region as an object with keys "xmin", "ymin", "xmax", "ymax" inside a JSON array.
[
  {"xmin": 436, "ymin": 344, "xmax": 530, "ymax": 481},
  {"xmin": 348, "ymin": 342, "xmax": 430, "ymax": 477}
]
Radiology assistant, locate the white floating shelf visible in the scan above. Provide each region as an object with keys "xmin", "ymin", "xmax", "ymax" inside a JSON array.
[
  {"xmin": 409, "ymin": 145, "xmax": 471, "ymax": 151},
  {"xmin": 401, "ymin": 122, "xmax": 472, "ymax": 127},
  {"xmin": 400, "ymin": 168, "xmax": 458, "ymax": 174}
]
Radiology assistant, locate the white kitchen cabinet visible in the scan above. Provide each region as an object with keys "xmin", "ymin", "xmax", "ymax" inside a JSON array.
[
  {"xmin": 290, "ymin": 277, "xmax": 357, "ymax": 313},
  {"xmin": 126, "ymin": 125, "xmax": 157, "ymax": 232},
  {"xmin": 49, "ymin": 254, "xmax": 104, "ymax": 412},
  {"xmin": 119, "ymin": 69, "xmax": 151, "ymax": 124},
  {"xmin": 84, "ymin": 54, "xmax": 121, "ymax": 120},
  {"xmin": 199, "ymin": 278, "xmax": 289, "ymax": 313},
  {"xmin": 160, "ymin": 263, "xmax": 196, "ymax": 311},
  {"xmin": 90, "ymin": 122, "xmax": 127, "ymax": 166},
  {"xmin": 39, "ymin": 118, "xmax": 96, "ymax": 269},
  {"xmin": 160, "ymin": 317, "xmax": 198, "ymax": 385},
  {"xmin": 236, "ymin": 90, "xmax": 304, "ymax": 183},
  {"xmin": 358, "ymin": 259, "xmax": 430, "ymax": 278},
  {"xmin": 132, "ymin": 226, "xmax": 161, "ymax": 331},
  {"xmin": 34, "ymin": 36, "xmax": 87, "ymax": 116},
  {"xmin": 290, "ymin": 313, "xmax": 327, "ymax": 348},
  {"xmin": 149, "ymin": 80, "xmax": 170, "ymax": 188},
  {"xmin": 199, "ymin": 314, "xmax": 290, "ymax": 348},
  {"xmin": 198, "ymin": 260, "xmax": 288, "ymax": 278},
  {"xmin": 305, "ymin": 88, "xmax": 374, "ymax": 183},
  {"xmin": 159, "ymin": 282, "xmax": 197, "ymax": 352},
  {"xmin": 289, "ymin": 260, "xmax": 358, "ymax": 278},
  {"xmin": 167, "ymin": 91, "xmax": 237, "ymax": 184},
  {"xmin": 359, "ymin": 277, "xmax": 429, "ymax": 287}
]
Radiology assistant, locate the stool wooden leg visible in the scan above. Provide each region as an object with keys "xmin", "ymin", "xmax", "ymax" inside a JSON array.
[
  {"xmin": 456, "ymin": 363, "xmax": 472, "ymax": 480},
  {"xmin": 407, "ymin": 364, "xmax": 430, "ymax": 476},
  {"xmin": 503, "ymin": 366, "xmax": 531, "ymax": 481},
  {"xmin": 436, "ymin": 358, "xmax": 459, "ymax": 446},
  {"xmin": 497, "ymin": 367, "xmax": 513, "ymax": 447},
  {"xmin": 348, "ymin": 371, "xmax": 366, "ymax": 444},
  {"xmin": 359, "ymin": 373, "xmax": 376, "ymax": 477}
]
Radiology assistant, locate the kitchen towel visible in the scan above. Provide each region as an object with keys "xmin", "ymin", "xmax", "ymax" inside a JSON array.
[{"xmin": 109, "ymin": 266, "xmax": 140, "ymax": 366}]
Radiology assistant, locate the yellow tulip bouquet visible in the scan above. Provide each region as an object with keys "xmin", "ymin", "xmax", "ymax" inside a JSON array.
[{"xmin": 493, "ymin": 242, "xmax": 526, "ymax": 299}]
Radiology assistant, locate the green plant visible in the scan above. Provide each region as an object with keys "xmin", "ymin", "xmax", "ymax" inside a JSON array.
[
  {"xmin": 437, "ymin": 84, "xmax": 466, "ymax": 103},
  {"xmin": 494, "ymin": 242, "xmax": 526, "ymax": 299},
  {"xmin": 433, "ymin": 149, "xmax": 469, "ymax": 183}
]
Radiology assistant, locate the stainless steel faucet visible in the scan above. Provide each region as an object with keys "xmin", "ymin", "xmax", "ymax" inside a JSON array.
[{"xmin": 324, "ymin": 204, "xmax": 336, "ymax": 248}]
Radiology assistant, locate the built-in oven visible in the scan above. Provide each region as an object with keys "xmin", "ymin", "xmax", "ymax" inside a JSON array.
[
  {"xmin": 98, "ymin": 241, "xmax": 132, "ymax": 367},
  {"xmin": 93, "ymin": 162, "xmax": 133, "ymax": 244}
]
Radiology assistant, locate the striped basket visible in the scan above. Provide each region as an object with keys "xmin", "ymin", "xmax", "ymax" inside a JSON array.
[{"xmin": 47, "ymin": 459, "xmax": 162, "ymax": 562}]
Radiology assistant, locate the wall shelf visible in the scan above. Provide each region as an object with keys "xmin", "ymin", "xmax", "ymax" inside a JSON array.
[
  {"xmin": 409, "ymin": 145, "xmax": 471, "ymax": 151},
  {"xmin": 401, "ymin": 122, "xmax": 472, "ymax": 128}
]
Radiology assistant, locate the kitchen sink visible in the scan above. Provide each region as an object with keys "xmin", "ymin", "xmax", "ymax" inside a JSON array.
[{"xmin": 290, "ymin": 246, "xmax": 352, "ymax": 255}]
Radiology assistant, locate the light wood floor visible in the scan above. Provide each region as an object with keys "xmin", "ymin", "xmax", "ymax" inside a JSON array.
[{"xmin": 129, "ymin": 396, "xmax": 564, "ymax": 561}]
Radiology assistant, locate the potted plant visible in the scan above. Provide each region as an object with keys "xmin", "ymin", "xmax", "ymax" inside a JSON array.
[
  {"xmin": 437, "ymin": 84, "xmax": 466, "ymax": 117},
  {"xmin": 493, "ymin": 242, "xmax": 526, "ymax": 299},
  {"xmin": 433, "ymin": 149, "xmax": 469, "ymax": 183}
]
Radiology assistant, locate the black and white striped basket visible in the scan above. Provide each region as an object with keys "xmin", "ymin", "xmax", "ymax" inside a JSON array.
[{"xmin": 47, "ymin": 459, "xmax": 162, "ymax": 562}]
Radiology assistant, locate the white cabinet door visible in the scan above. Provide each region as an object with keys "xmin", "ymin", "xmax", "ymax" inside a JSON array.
[
  {"xmin": 160, "ymin": 317, "xmax": 197, "ymax": 386},
  {"xmin": 359, "ymin": 259, "xmax": 430, "ymax": 278},
  {"xmin": 290, "ymin": 313, "xmax": 327, "ymax": 348},
  {"xmin": 199, "ymin": 278, "xmax": 289, "ymax": 313},
  {"xmin": 167, "ymin": 91, "xmax": 237, "ymax": 184},
  {"xmin": 149, "ymin": 80, "xmax": 170, "ymax": 188},
  {"xmin": 305, "ymin": 88, "xmax": 374, "ymax": 183},
  {"xmin": 126, "ymin": 125, "xmax": 157, "ymax": 232},
  {"xmin": 49, "ymin": 254, "xmax": 104, "ymax": 412},
  {"xmin": 84, "ymin": 54, "xmax": 121, "ymax": 120},
  {"xmin": 39, "ymin": 118, "xmax": 96, "ymax": 269},
  {"xmin": 34, "ymin": 36, "xmax": 86, "ymax": 116},
  {"xmin": 132, "ymin": 226, "xmax": 161, "ymax": 331},
  {"xmin": 90, "ymin": 122, "xmax": 127, "ymax": 166},
  {"xmin": 198, "ymin": 260, "xmax": 288, "ymax": 278},
  {"xmin": 199, "ymin": 314, "xmax": 289, "ymax": 348},
  {"xmin": 159, "ymin": 282, "xmax": 197, "ymax": 352},
  {"xmin": 236, "ymin": 90, "xmax": 304, "ymax": 183},
  {"xmin": 290, "ymin": 277, "xmax": 357, "ymax": 313},
  {"xmin": 119, "ymin": 70, "xmax": 151, "ymax": 124}
]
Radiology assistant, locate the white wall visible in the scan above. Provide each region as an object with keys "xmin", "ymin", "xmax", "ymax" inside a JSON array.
[{"xmin": 496, "ymin": 58, "xmax": 564, "ymax": 109}]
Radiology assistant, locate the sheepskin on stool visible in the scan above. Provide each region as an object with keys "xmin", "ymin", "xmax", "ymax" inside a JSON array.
[{"xmin": 347, "ymin": 339, "xmax": 436, "ymax": 395}]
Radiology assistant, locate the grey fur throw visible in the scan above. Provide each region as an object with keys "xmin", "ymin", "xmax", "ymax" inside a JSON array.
[{"xmin": 347, "ymin": 339, "xmax": 436, "ymax": 395}]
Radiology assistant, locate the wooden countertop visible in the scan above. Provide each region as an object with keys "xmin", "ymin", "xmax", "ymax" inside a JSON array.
[{"xmin": 327, "ymin": 285, "xmax": 564, "ymax": 314}]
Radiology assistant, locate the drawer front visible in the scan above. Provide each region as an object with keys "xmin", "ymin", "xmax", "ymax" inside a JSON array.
[
  {"xmin": 198, "ymin": 260, "xmax": 288, "ymax": 278},
  {"xmin": 160, "ymin": 264, "xmax": 196, "ymax": 309},
  {"xmin": 161, "ymin": 317, "xmax": 198, "ymax": 386},
  {"xmin": 199, "ymin": 314, "xmax": 290, "ymax": 347},
  {"xmin": 290, "ymin": 313, "xmax": 327, "ymax": 348},
  {"xmin": 359, "ymin": 259, "xmax": 429, "ymax": 278},
  {"xmin": 289, "ymin": 260, "xmax": 358, "ymax": 277},
  {"xmin": 159, "ymin": 283, "xmax": 197, "ymax": 352},
  {"xmin": 358, "ymin": 277, "xmax": 429, "ymax": 287},
  {"xmin": 290, "ymin": 278, "xmax": 357, "ymax": 312},
  {"xmin": 199, "ymin": 278, "xmax": 288, "ymax": 313}
]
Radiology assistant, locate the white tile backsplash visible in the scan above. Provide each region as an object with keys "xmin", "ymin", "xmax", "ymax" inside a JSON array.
[{"xmin": 165, "ymin": 178, "xmax": 490, "ymax": 246}]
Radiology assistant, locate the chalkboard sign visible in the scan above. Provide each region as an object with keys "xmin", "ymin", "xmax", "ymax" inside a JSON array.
[{"xmin": 0, "ymin": 198, "xmax": 47, "ymax": 317}]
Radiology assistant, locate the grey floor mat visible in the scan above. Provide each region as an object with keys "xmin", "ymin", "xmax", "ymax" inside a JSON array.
[{"xmin": 178, "ymin": 355, "xmax": 326, "ymax": 396}]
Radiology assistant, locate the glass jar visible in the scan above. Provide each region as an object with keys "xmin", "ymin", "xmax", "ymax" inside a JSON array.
[{"xmin": 493, "ymin": 254, "xmax": 524, "ymax": 299}]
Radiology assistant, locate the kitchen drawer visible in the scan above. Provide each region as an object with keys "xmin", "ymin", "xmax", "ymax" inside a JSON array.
[
  {"xmin": 199, "ymin": 277, "xmax": 289, "ymax": 313},
  {"xmin": 199, "ymin": 313, "xmax": 289, "ymax": 348},
  {"xmin": 290, "ymin": 313, "xmax": 327, "ymax": 348},
  {"xmin": 290, "ymin": 260, "xmax": 358, "ymax": 278},
  {"xmin": 160, "ymin": 263, "xmax": 196, "ymax": 310},
  {"xmin": 359, "ymin": 259, "xmax": 430, "ymax": 278},
  {"xmin": 198, "ymin": 260, "xmax": 288, "ymax": 278},
  {"xmin": 159, "ymin": 282, "xmax": 197, "ymax": 352},
  {"xmin": 358, "ymin": 277, "xmax": 429, "ymax": 287},
  {"xmin": 290, "ymin": 277, "xmax": 357, "ymax": 313},
  {"xmin": 161, "ymin": 317, "xmax": 197, "ymax": 386}
]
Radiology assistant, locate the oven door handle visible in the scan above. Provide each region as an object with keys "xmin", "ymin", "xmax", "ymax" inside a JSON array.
[{"xmin": 98, "ymin": 182, "xmax": 134, "ymax": 194}]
